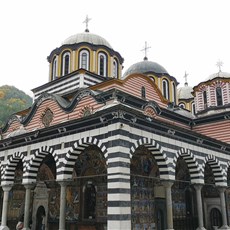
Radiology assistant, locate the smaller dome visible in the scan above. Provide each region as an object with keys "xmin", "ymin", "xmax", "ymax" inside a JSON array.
[
  {"xmin": 206, "ymin": 71, "xmax": 230, "ymax": 81},
  {"xmin": 123, "ymin": 60, "xmax": 168, "ymax": 78},
  {"xmin": 62, "ymin": 32, "xmax": 112, "ymax": 49},
  {"xmin": 177, "ymin": 84, "xmax": 194, "ymax": 100}
]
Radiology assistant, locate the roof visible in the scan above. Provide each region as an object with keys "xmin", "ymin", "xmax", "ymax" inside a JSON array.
[
  {"xmin": 205, "ymin": 71, "xmax": 230, "ymax": 81},
  {"xmin": 123, "ymin": 60, "xmax": 168, "ymax": 78},
  {"xmin": 177, "ymin": 84, "xmax": 194, "ymax": 100},
  {"xmin": 62, "ymin": 32, "xmax": 112, "ymax": 49}
]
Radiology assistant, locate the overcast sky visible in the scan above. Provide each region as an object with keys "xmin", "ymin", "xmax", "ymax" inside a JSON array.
[{"xmin": 0, "ymin": 0, "xmax": 229, "ymax": 97}]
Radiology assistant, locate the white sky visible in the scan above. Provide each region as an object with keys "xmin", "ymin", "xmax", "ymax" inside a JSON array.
[{"xmin": 0, "ymin": 0, "xmax": 230, "ymax": 97}]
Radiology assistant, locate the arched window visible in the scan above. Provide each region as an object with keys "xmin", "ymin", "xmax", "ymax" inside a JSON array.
[
  {"xmin": 141, "ymin": 86, "xmax": 146, "ymax": 99},
  {"xmin": 79, "ymin": 50, "xmax": 89, "ymax": 70},
  {"xmin": 162, "ymin": 79, "xmax": 169, "ymax": 100},
  {"xmin": 52, "ymin": 57, "xmax": 57, "ymax": 81},
  {"xmin": 216, "ymin": 87, "xmax": 223, "ymax": 106},
  {"xmin": 62, "ymin": 52, "xmax": 70, "ymax": 76},
  {"xmin": 113, "ymin": 59, "xmax": 118, "ymax": 78},
  {"xmin": 172, "ymin": 82, "xmax": 176, "ymax": 103},
  {"xmin": 203, "ymin": 91, "xmax": 207, "ymax": 109},
  {"xmin": 192, "ymin": 102, "xmax": 196, "ymax": 115},
  {"xmin": 98, "ymin": 53, "xmax": 107, "ymax": 77}
]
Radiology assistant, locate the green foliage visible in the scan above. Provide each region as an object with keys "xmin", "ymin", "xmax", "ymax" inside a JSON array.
[{"xmin": 0, "ymin": 85, "xmax": 33, "ymax": 128}]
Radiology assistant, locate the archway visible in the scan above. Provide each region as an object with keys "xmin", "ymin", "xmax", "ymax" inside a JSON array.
[
  {"xmin": 50, "ymin": 144, "xmax": 107, "ymax": 230},
  {"xmin": 33, "ymin": 153, "xmax": 56, "ymax": 230},
  {"xmin": 8, "ymin": 159, "xmax": 25, "ymax": 229},
  {"xmin": 172, "ymin": 156, "xmax": 197, "ymax": 229},
  {"xmin": 203, "ymin": 163, "xmax": 220, "ymax": 229},
  {"xmin": 130, "ymin": 145, "xmax": 165, "ymax": 230}
]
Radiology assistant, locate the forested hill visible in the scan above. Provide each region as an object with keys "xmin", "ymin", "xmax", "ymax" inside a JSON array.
[{"xmin": 0, "ymin": 85, "xmax": 33, "ymax": 128}]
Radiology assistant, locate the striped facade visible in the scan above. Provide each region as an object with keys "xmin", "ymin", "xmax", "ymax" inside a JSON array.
[{"xmin": 1, "ymin": 28, "xmax": 230, "ymax": 230}]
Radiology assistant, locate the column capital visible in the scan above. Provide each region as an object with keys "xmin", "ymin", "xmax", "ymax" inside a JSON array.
[
  {"xmin": 217, "ymin": 186, "xmax": 227, "ymax": 193},
  {"xmin": 162, "ymin": 180, "xmax": 174, "ymax": 188},
  {"xmin": 193, "ymin": 184, "xmax": 204, "ymax": 191},
  {"xmin": 57, "ymin": 179, "xmax": 71, "ymax": 187},
  {"xmin": 1, "ymin": 185, "xmax": 12, "ymax": 192},
  {"xmin": 23, "ymin": 183, "xmax": 36, "ymax": 190}
]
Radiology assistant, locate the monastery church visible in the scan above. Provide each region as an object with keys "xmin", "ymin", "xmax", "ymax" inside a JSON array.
[{"xmin": 1, "ymin": 18, "xmax": 230, "ymax": 230}]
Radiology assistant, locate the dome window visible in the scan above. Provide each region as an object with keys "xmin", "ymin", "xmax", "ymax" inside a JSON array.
[
  {"xmin": 141, "ymin": 86, "xmax": 146, "ymax": 99},
  {"xmin": 79, "ymin": 50, "xmax": 89, "ymax": 70},
  {"xmin": 216, "ymin": 87, "xmax": 223, "ymax": 106},
  {"xmin": 98, "ymin": 53, "xmax": 107, "ymax": 77},
  {"xmin": 192, "ymin": 102, "xmax": 196, "ymax": 115},
  {"xmin": 179, "ymin": 103, "xmax": 185, "ymax": 109},
  {"xmin": 162, "ymin": 79, "xmax": 169, "ymax": 100},
  {"xmin": 113, "ymin": 59, "xmax": 118, "ymax": 78},
  {"xmin": 172, "ymin": 82, "xmax": 176, "ymax": 103},
  {"xmin": 203, "ymin": 91, "xmax": 207, "ymax": 109},
  {"xmin": 62, "ymin": 52, "xmax": 70, "ymax": 76},
  {"xmin": 52, "ymin": 57, "xmax": 57, "ymax": 80}
]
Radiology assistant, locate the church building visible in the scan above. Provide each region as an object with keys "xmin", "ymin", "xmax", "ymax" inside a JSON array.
[{"xmin": 1, "ymin": 17, "xmax": 230, "ymax": 230}]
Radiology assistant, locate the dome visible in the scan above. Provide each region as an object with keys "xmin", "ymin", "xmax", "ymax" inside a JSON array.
[
  {"xmin": 123, "ymin": 60, "xmax": 168, "ymax": 78},
  {"xmin": 177, "ymin": 84, "xmax": 194, "ymax": 100},
  {"xmin": 62, "ymin": 32, "xmax": 112, "ymax": 49},
  {"xmin": 205, "ymin": 71, "xmax": 230, "ymax": 81}
]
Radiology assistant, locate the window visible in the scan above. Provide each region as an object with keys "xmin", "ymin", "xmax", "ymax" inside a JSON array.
[
  {"xmin": 113, "ymin": 59, "xmax": 118, "ymax": 78},
  {"xmin": 141, "ymin": 86, "xmax": 146, "ymax": 99},
  {"xmin": 179, "ymin": 103, "xmax": 185, "ymax": 109},
  {"xmin": 192, "ymin": 102, "xmax": 196, "ymax": 115},
  {"xmin": 80, "ymin": 50, "xmax": 89, "ymax": 70},
  {"xmin": 172, "ymin": 82, "xmax": 176, "ymax": 103},
  {"xmin": 203, "ymin": 91, "xmax": 207, "ymax": 109},
  {"xmin": 216, "ymin": 87, "xmax": 223, "ymax": 106},
  {"xmin": 98, "ymin": 53, "xmax": 107, "ymax": 77},
  {"xmin": 162, "ymin": 79, "xmax": 169, "ymax": 100},
  {"xmin": 62, "ymin": 52, "xmax": 70, "ymax": 76},
  {"xmin": 52, "ymin": 57, "xmax": 57, "ymax": 80}
]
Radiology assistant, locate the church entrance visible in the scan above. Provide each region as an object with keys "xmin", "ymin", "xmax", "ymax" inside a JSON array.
[
  {"xmin": 36, "ymin": 206, "xmax": 46, "ymax": 230},
  {"xmin": 210, "ymin": 208, "xmax": 222, "ymax": 229}
]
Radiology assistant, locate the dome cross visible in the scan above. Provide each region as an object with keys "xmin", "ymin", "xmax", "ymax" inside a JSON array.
[
  {"xmin": 184, "ymin": 71, "xmax": 188, "ymax": 86},
  {"xmin": 83, "ymin": 15, "xmax": 91, "ymax": 32},
  {"xmin": 216, "ymin": 60, "xmax": 223, "ymax": 72},
  {"xmin": 141, "ymin": 41, "xmax": 151, "ymax": 60}
]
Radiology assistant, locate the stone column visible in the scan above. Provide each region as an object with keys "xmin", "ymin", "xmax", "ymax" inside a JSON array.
[
  {"xmin": 59, "ymin": 181, "xmax": 67, "ymax": 230},
  {"xmin": 22, "ymin": 184, "xmax": 34, "ymax": 230},
  {"xmin": 194, "ymin": 184, "xmax": 206, "ymax": 230},
  {"xmin": 218, "ymin": 187, "xmax": 230, "ymax": 230},
  {"xmin": 0, "ymin": 185, "xmax": 12, "ymax": 230},
  {"xmin": 163, "ymin": 181, "xmax": 174, "ymax": 230}
]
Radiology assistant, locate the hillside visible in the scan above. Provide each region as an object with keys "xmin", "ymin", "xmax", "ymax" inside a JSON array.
[{"xmin": 0, "ymin": 85, "xmax": 33, "ymax": 128}]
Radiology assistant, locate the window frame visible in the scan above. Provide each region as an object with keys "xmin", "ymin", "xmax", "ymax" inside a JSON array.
[
  {"xmin": 61, "ymin": 52, "xmax": 70, "ymax": 76},
  {"xmin": 98, "ymin": 52, "xmax": 107, "ymax": 77},
  {"xmin": 79, "ymin": 49, "xmax": 90, "ymax": 70},
  {"xmin": 162, "ymin": 79, "xmax": 169, "ymax": 100}
]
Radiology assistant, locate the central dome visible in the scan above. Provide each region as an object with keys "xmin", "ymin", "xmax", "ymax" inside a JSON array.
[
  {"xmin": 62, "ymin": 32, "xmax": 112, "ymax": 49},
  {"xmin": 123, "ymin": 60, "xmax": 168, "ymax": 78}
]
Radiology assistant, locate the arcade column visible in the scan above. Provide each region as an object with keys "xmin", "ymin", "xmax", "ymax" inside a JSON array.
[
  {"xmin": 0, "ymin": 185, "xmax": 12, "ymax": 230},
  {"xmin": 194, "ymin": 184, "xmax": 206, "ymax": 230},
  {"xmin": 162, "ymin": 180, "xmax": 174, "ymax": 230}
]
